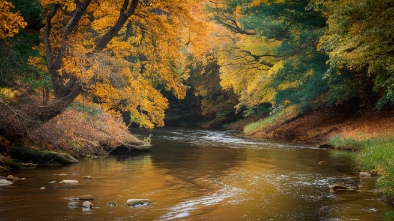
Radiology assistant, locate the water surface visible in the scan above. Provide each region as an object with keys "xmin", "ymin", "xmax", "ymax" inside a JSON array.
[{"xmin": 0, "ymin": 128, "xmax": 391, "ymax": 220}]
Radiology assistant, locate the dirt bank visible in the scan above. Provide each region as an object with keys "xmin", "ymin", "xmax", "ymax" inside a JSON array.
[{"xmin": 251, "ymin": 108, "xmax": 394, "ymax": 145}]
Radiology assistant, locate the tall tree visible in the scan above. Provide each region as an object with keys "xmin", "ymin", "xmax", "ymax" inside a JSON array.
[
  {"xmin": 311, "ymin": 0, "xmax": 394, "ymax": 108},
  {"xmin": 0, "ymin": 0, "xmax": 204, "ymax": 139},
  {"xmin": 208, "ymin": 0, "xmax": 329, "ymax": 113}
]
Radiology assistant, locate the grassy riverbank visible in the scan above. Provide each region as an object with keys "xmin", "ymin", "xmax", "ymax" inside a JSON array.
[
  {"xmin": 236, "ymin": 106, "xmax": 394, "ymax": 209},
  {"xmin": 329, "ymin": 136, "xmax": 394, "ymax": 202}
]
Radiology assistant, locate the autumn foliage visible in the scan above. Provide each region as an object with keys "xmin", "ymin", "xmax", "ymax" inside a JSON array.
[
  {"xmin": 1, "ymin": 0, "xmax": 393, "ymax": 144},
  {"xmin": 0, "ymin": 0, "xmax": 27, "ymax": 38}
]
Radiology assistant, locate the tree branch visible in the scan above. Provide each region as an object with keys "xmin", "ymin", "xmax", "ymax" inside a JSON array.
[
  {"xmin": 54, "ymin": 0, "xmax": 93, "ymax": 69},
  {"xmin": 43, "ymin": 4, "xmax": 60, "ymax": 71},
  {"xmin": 94, "ymin": 0, "xmax": 139, "ymax": 51}
]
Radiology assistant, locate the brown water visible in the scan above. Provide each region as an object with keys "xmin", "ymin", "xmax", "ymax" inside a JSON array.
[{"xmin": 0, "ymin": 128, "xmax": 392, "ymax": 220}]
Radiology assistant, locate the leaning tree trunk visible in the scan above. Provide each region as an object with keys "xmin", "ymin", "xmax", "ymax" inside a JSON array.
[{"xmin": 0, "ymin": 0, "xmax": 140, "ymax": 142}]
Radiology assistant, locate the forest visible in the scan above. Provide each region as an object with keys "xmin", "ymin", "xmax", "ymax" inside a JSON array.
[{"xmin": 1, "ymin": 0, "xmax": 394, "ymax": 208}]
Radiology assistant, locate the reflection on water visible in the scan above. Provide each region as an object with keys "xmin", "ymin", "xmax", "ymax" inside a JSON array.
[{"xmin": 0, "ymin": 128, "xmax": 391, "ymax": 220}]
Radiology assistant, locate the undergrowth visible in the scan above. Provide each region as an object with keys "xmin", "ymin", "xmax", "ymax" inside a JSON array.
[{"xmin": 244, "ymin": 105, "xmax": 299, "ymax": 134}]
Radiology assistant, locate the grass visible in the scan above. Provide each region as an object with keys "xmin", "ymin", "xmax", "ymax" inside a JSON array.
[
  {"xmin": 244, "ymin": 105, "xmax": 299, "ymax": 134},
  {"xmin": 329, "ymin": 135, "xmax": 394, "ymax": 220},
  {"xmin": 327, "ymin": 135, "xmax": 362, "ymax": 150},
  {"xmin": 357, "ymin": 139, "xmax": 394, "ymax": 198},
  {"xmin": 328, "ymin": 135, "xmax": 394, "ymax": 200}
]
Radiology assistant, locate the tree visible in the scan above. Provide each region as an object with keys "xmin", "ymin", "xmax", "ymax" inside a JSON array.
[
  {"xmin": 207, "ymin": 0, "xmax": 329, "ymax": 113},
  {"xmin": 0, "ymin": 0, "xmax": 204, "ymax": 139},
  {"xmin": 311, "ymin": 0, "xmax": 394, "ymax": 108}
]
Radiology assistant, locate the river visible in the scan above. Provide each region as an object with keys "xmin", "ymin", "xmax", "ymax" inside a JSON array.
[{"xmin": 0, "ymin": 128, "xmax": 392, "ymax": 220}]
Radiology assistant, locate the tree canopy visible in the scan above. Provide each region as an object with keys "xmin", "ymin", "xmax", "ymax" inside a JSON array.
[{"xmin": 1, "ymin": 0, "xmax": 393, "ymax": 139}]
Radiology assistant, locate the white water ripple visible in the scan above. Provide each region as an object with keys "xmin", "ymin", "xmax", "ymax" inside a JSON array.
[{"xmin": 158, "ymin": 185, "xmax": 244, "ymax": 221}]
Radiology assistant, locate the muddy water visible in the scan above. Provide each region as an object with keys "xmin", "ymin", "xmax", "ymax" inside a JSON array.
[{"xmin": 0, "ymin": 128, "xmax": 391, "ymax": 220}]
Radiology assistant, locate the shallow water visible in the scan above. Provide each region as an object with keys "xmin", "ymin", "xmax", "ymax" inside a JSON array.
[{"xmin": 0, "ymin": 128, "xmax": 391, "ymax": 220}]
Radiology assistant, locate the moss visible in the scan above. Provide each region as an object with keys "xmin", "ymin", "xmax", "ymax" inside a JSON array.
[{"xmin": 10, "ymin": 147, "xmax": 78, "ymax": 165}]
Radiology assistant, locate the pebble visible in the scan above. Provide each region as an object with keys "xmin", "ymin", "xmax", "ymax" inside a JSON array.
[
  {"xmin": 60, "ymin": 180, "xmax": 78, "ymax": 184},
  {"xmin": 126, "ymin": 199, "xmax": 150, "ymax": 207},
  {"xmin": 68, "ymin": 201, "xmax": 80, "ymax": 209}
]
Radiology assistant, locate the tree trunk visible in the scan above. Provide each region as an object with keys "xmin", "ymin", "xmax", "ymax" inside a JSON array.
[{"xmin": 0, "ymin": 0, "xmax": 140, "ymax": 142}]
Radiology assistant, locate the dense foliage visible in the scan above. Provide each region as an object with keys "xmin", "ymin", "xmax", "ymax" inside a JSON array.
[
  {"xmin": 0, "ymin": 0, "xmax": 393, "ymax": 131},
  {"xmin": 206, "ymin": 0, "xmax": 394, "ymax": 116}
]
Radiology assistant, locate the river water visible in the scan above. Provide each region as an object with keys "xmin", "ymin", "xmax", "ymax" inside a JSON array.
[{"xmin": 0, "ymin": 128, "xmax": 392, "ymax": 220}]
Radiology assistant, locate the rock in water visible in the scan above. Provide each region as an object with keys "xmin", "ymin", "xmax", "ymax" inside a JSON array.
[
  {"xmin": 125, "ymin": 199, "xmax": 150, "ymax": 206},
  {"xmin": 331, "ymin": 184, "xmax": 348, "ymax": 192},
  {"xmin": 108, "ymin": 201, "xmax": 117, "ymax": 207},
  {"xmin": 60, "ymin": 180, "xmax": 79, "ymax": 184},
  {"xmin": 82, "ymin": 201, "xmax": 93, "ymax": 211},
  {"xmin": 79, "ymin": 195, "xmax": 94, "ymax": 201},
  {"xmin": 68, "ymin": 202, "xmax": 80, "ymax": 209},
  {"xmin": 10, "ymin": 147, "xmax": 78, "ymax": 165},
  {"xmin": 0, "ymin": 179, "xmax": 13, "ymax": 186}
]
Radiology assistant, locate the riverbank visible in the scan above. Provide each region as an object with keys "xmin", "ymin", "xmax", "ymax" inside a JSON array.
[
  {"xmin": 245, "ymin": 107, "xmax": 394, "ymax": 145},
  {"xmin": 223, "ymin": 107, "xmax": 394, "ymax": 207},
  {"xmin": 0, "ymin": 100, "xmax": 149, "ymax": 172}
]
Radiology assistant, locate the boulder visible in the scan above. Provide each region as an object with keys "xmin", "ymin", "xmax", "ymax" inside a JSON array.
[
  {"xmin": 108, "ymin": 201, "xmax": 117, "ymax": 207},
  {"xmin": 83, "ymin": 176, "xmax": 92, "ymax": 179},
  {"xmin": 82, "ymin": 201, "xmax": 93, "ymax": 211},
  {"xmin": 0, "ymin": 179, "xmax": 13, "ymax": 186},
  {"xmin": 125, "ymin": 199, "xmax": 150, "ymax": 207},
  {"xmin": 108, "ymin": 142, "xmax": 150, "ymax": 155},
  {"xmin": 10, "ymin": 147, "xmax": 78, "ymax": 165}
]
